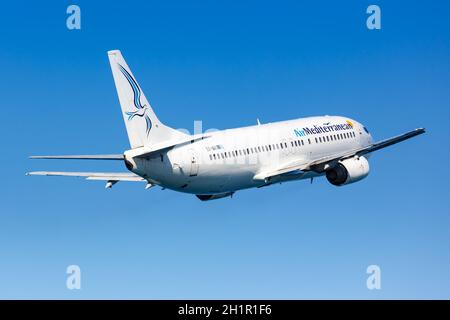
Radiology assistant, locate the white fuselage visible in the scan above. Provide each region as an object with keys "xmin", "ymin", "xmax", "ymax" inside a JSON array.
[{"xmin": 130, "ymin": 115, "xmax": 373, "ymax": 195}]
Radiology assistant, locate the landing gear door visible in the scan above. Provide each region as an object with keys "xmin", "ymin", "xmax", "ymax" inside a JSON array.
[{"xmin": 189, "ymin": 149, "xmax": 199, "ymax": 177}]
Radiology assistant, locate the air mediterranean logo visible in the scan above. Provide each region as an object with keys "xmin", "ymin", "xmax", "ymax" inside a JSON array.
[
  {"xmin": 117, "ymin": 63, "xmax": 152, "ymax": 136},
  {"xmin": 294, "ymin": 121, "xmax": 354, "ymax": 137}
]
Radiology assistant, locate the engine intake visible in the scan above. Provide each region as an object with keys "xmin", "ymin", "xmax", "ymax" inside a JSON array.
[{"xmin": 326, "ymin": 156, "xmax": 370, "ymax": 186}]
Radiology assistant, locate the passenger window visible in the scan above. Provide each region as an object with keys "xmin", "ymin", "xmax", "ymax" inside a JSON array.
[
  {"xmin": 308, "ymin": 139, "xmax": 311, "ymax": 144},
  {"xmin": 315, "ymin": 137, "xmax": 318, "ymax": 143}
]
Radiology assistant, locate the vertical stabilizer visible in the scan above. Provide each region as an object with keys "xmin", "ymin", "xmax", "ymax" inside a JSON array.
[{"xmin": 108, "ymin": 50, "xmax": 188, "ymax": 148}]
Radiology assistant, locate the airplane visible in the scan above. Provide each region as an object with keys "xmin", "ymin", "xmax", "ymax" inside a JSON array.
[{"xmin": 27, "ymin": 50, "xmax": 426, "ymax": 201}]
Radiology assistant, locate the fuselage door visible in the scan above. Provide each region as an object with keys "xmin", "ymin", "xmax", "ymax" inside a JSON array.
[{"xmin": 189, "ymin": 149, "xmax": 199, "ymax": 177}]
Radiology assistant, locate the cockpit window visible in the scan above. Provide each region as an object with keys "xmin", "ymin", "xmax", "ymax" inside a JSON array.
[{"xmin": 363, "ymin": 127, "xmax": 370, "ymax": 134}]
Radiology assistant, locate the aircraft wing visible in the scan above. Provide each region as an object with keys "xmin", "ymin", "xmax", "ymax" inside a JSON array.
[
  {"xmin": 26, "ymin": 171, "xmax": 148, "ymax": 188},
  {"xmin": 254, "ymin": 128, "xmax": 425, "ymax": 182}
]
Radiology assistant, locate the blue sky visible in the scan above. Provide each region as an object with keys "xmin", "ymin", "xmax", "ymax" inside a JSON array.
[{"xmin": 0, "ymin": 0, "xmax": 449, "ymax": 299}]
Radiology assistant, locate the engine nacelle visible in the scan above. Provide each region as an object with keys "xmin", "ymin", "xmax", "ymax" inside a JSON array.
[{"xmin": 325, "ymin": 156, "xmax": 370, "ymax": 186}]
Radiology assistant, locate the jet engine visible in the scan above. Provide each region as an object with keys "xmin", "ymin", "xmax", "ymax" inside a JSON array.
[{"xmin": 325, "ymin": 156, "xmax": 370, "ymax": 186}]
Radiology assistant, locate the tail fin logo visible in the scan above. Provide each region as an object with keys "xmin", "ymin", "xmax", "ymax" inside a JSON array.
[{"xmin": 117, "ymin": 63, "xmax": 152, "ymax": 135}]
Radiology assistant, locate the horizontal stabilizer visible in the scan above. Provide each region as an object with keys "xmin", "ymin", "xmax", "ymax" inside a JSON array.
[
  {"xmin": 30, "ymin": 154, "xmax": 124, "ymax": 160},
  {"xmin": 26, "ymin": 171, "xmax": 143, "ymax": 181}
]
